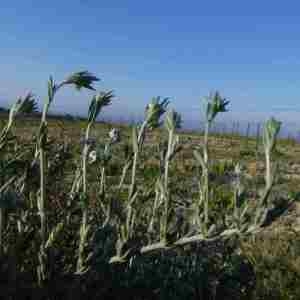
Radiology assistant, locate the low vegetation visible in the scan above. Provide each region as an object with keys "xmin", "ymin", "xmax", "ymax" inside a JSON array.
[{"xmin": 0, "ymin": 70, "xmax": 299, "ymax": 299}]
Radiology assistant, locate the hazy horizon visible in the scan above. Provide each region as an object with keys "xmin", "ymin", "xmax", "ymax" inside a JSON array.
[{"xmin": 2, "ymin": 0, "xmax": 300, "ymax": 135}]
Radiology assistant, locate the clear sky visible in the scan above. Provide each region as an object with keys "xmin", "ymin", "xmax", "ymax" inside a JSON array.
[{"xmin": 2, "ymin": 0, "xmax": 300, "ymax": 129}]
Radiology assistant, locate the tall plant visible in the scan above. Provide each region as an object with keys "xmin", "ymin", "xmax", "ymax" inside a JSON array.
[
  {"xmin": 36, "ymin": 71, "xmax": 99, "ymax": 284},
  {"xmin": 252, "ymin": 117, "xmax": 281, "ymax": 227},
  {"xmin": 76, "ymin": 91, "xmax": 113, "ymax": 273},
  {"xmin": 262, "ymin": 117, "xmax": 281, "ymax": 190},
  {"xmin": 0, "ymin": 94, "xmax": 33, "ymax": 255},
  {"xmin": 109, "ymin": 97, "xmax": 169, "ymax": 263},
  {"xmin": 193, "ymin": 91, "xmax": 229, "ymax": 234},
  {"xmin": 160, "ymin": 109, "xmax": 181, "ymax": 243}
]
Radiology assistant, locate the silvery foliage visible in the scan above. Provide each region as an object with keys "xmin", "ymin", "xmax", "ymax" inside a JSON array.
[
  {"xmin": 88, "ymin": 144, "xmax": 111, "ymax": 166},
  {"xmin": 87, "ymin": 91, "xmax": 114, "ymax": 123},
  {"xmin": 89, "ymin": 150, "xmax": 97, "ymax": 164},
  {"xmin": 232, "ymin": 163, "xmax": 242, "ymax": 189},
  {"xmin": 263, "ymin": 117, "xmax": 281, "ymax": 153},
  {"xmin": 0, "ymin": 93, "xmax": 35, "ymax": 149},
  {"xmin": 109, "ymin": 128, "xmax": 120, "ymax": 144},
  {"xmin": 88, "ymin": 129, "xmax": 120, "ymax": 165},
  {"xmin": 145, "ymin": 96, "xmax": 170, "ymax": 129},
  {"xmin": 164, "ymin": 110, "xmax": 181, "ymax": 158}
]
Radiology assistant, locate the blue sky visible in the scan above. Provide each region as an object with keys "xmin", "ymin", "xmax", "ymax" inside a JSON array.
[{"xmin": 2, "ymin": 0, "xmax": 300, "ymax": 129}]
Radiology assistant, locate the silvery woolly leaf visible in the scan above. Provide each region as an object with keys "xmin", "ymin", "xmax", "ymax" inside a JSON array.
[
  {"xmin": 93, "ymin": 144, "xmax": 112, "ymax": 165},
  {"xmin": 37, "ymin": 122, "xmax": 48, "ymax": 149},
  {"xmin": 87, "ymin": 95, "xmax": 97, "ymax": 123},
  {"xmin": 109, "ymin": 128, "xmax": 120, "ymax": 143},
  {"xmin": 98, "ymin": 90, "xmax": 114, "ymax": 106},
  {"xmin": 193, "ymin": 149, "xmax": 206, "ymax": 170},
  {"xmin": 207, "ymin": 224, "xmax": 217, "ymax": 237},
  {"xmin": 172, "ymin": 134, "xmax": 180, "ymax": 149},
  {"xmin": 220, "ymin": 228, "xmax": 239, "ymax": 237},
  {"xmin": 245, "ymin": 225, "xmax": 258, "ymax": 234},
  {"xmin": 7, "ymin": 100, "xmax": 22, "ymax": 129},
  {"xmin": 88, "ymin": 150, "xmax": 97, "ymax": 164},
  {"xmin": 263, "ymin": 117, "xmax": 281, "ymax": 152},
  {"xmin": 164, "ymin": 109, "xmax": 175, "ymax": 132},
  {"xmin": 145, "ymin": 96, "xmax": 169, "ymax": 129},
  {"xmin": 7, "ymin": 93, "xmax": 33, "ymax": 128},
  {"xmin": 240, "ymin": 203, "xmax": 250, "ymax": 220},
  {"xmin": 45, "ymin": 222, "xmax": 64, "ymax": 249},
  {"xmin": 164, "ymin": 109, "xmax": 180, "ymax": 132},
  {"xmin": 234, "ymin": 163, "xmax": 242, "ymax": 176},
  {"xmin": 132, "ymin": 126, "xmax": 139, "ymax": 153},
  {"xmin": 48, "ymin": 76, "xmax": 55, "ymax": 102},
  {"xmin": 88, "ymin": 91, "xmax": 114, "ymax": 123}
]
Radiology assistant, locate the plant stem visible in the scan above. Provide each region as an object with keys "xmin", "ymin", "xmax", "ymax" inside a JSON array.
[
  {"xmin": 129, "ymin": 151, "xmax": 138, "ymax": 200},
  {"xmin": 39, "ymin": 147, "xmax": 46, "ymax": 245},
  {"xmin": 265, "ymin": 150, "xmax": 271, "ymax": 190},
  {"xmin": 203, "ymin": 122, "xmax": 210, "ymax": 232},
  {"xmin": 118, "ymin": 160, "xmax": 132, "ymax": 190},
  {"xmin": 76, "ymin": 122, "xmax": 91, "ymax": 273},
  {"xmin": 0, "ymin": 208, "xmax": 3, "ymax": 256},
  {"xmin": 100, "ymin": 166, "xmax": 106, "ymax": 195},
  {"xmin": 37, "ymin": 113, "xmax": 49, "ymax": 285},
  {"xmin": 162, "ymin": 129, "xmax": 173, "ymax": 242},
  {"xmin": 203, "ymin": 122, "xmax": 209, "ymax": 165}
]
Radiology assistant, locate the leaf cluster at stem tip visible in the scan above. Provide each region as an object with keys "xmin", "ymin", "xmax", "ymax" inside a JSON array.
[
  {"xmin": 63, "ymin": 71, "xmax": 100, "ymax": 91},
  {"xmin": 205, "ymin": 91, "xmax": 230, "ymax": 124},
  {"xmin": 145, "ymin": 96, "xmax": 170, "ymax": 129}
]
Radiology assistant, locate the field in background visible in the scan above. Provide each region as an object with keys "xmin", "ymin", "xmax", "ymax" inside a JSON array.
[
  {"xmin": 1, "ymin": 113, "xmax": 300, "ymax": 299},
  {"xmin": 1, "ymin": 70, "xmax": 300, "ymax": 300}
]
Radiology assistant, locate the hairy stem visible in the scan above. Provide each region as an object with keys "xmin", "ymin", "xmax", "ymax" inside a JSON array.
[
  {"xmin": 203, "ymin": 122, "xmax": 210, "ymax": 233},
  {"xmin": 0, "ymin": 208, "xmax": 3, "ymax": 256},
  {"xmin": 265, "ymin": 149, "xmax": 271, "ymax": 190},
  {"xmin": 76, "ymin": 122, "xmax": 91, "ymax": 273},
  {"xmin": 162, "ymin": 129, "xmax": 173, "ymax": 242}
]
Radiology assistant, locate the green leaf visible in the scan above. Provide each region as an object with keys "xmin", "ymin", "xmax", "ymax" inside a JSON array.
[
  {"xmin": 7, "ymin": 99, "xmax": 22, "ymax": 128},
  {"xmin": 193, "ymin": 149, "xmax": 205, "ymax": 170},
  {"xmin": 38, "ymin": 122, "xmax": 48, "ymax": 149},
  {"xmin": 45, "ymin": 222, "xmax": 64, "ymax": 249},
  {"xmin": 205, "ymin": 91, "xmax": 229, "ymax": 123},
  {"xmin": 145, "ymin": 96, "xmax": 169, "ymax": 129},
  {"xmin": 48, "ymin": 76, "xmax": 55, "ymax": 102},
  {"xmin": 87, "ymin": 95, "xmax": 97, "ymax": 123},
  {"xmin": 164, "ymin": 110, "xmax": 182, "ymax": 131},
  {"xmin": 164, "ymin": 109, "xmax": 176, "ymax": 132},
  {"xmin": 88, "ymin": 91, "xmax": 114, "ymax": 123},
  {"xmin": 263, "ymin": 117, "xmax": 281, "ymax": 152},
  {"xmin": 20, "ymin": 93, "xmax": 38, "ymax": 114},
  {"xmin": 63, "ymin": 71, "xmax": 99, "ymax": 91}
]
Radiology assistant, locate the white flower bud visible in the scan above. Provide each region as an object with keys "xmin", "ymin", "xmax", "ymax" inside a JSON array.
[
  {"xmin": 109, "ymin": 128, "xmax": 120, "ymax": 143},
  {"xmin": 88, "ymin": 150, "xmax": 97, "ymax": 164}
]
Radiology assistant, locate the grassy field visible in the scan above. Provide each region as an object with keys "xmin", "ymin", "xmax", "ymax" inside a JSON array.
[{"xmin": 1, "ymin": 72, "xmax": 300, "ymax": 299}]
